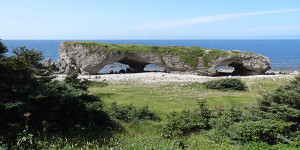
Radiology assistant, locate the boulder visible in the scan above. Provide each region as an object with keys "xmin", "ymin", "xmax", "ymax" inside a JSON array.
[{"xmin": 53, "ymin": 41, "xmax": 271, "ymax": 76}]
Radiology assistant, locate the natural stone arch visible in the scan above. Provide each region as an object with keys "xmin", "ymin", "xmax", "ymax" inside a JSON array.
[
  {"xmin": 54, "ymin": 42, "xmax": 271, "ymax": 76},
  {"xmin": 212, "ymin": 53, "xmax": 270, "ymax": 76}
]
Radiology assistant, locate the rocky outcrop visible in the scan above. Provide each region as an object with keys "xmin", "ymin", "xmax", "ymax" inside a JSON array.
[
  {"xmin": 42, "ymin": 58, "xmax": 51, "ymax": 67},
  {"xmin": 53, "ymin": 41, "xmax": 271, "ymax": 76}
]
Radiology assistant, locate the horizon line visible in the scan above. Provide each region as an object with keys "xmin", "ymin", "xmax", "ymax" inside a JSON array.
[{"xmin": 2, "ymin": 38, "xmax": 300, "ymax": 41}]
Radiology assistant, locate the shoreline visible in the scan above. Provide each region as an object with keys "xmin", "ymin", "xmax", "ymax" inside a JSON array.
[{"xmin": 54, "ymin": 72, "xmax": 298, "ymax": 84}]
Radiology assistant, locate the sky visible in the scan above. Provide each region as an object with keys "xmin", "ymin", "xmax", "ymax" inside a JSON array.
[{"xmin": 1, "ymin": 0, "xmax": 300, "ymax": 40}]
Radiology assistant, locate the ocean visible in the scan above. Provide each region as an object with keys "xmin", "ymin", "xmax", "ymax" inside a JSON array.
[{"xmin": 2, "ymin": 40, "xmax": 300, "ymax": 72}]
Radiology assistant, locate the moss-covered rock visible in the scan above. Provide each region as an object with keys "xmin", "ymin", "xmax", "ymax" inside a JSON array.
[{"xmin": 54, "ymin": 41, "xmax": 270, "ymax": 76}]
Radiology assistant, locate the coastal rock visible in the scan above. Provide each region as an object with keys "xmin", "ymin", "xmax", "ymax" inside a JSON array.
[
  {"xmin": 53, "ymin": 42, "xmax": 271, "ymax": 76},
  {"xmin": 42, "ymin": 58, "xmax": 51, "ymax": 67}
]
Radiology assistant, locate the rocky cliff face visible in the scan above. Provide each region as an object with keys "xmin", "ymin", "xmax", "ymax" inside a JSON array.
[{"xmin": 53, "ymin": 41, "xmax": 271, "ymax": 76}]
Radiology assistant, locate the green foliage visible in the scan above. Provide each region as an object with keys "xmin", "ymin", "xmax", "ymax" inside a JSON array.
[
  {"xmin": 204, "ymin": 76, "xmax": 300, "ymax": 144},
  {"xmin": 207, "ymin": 103, "xmax": 296, "ymax": 144},
  {"xmin": 16, "ymin": 130, "xmax": 34, "ymax": 148},
  {"xmin": 0, "ymin": 40, "xmax": 8, "ymax": 57},
  {"xmin": 0, "ymin": 46, "xmax": 53, "ymax": 129},
  {"xmin": 258, "ymin": 76, "xmax": 300, "ymax": 130},
  {"xmin": 107, "ymin": 101, "xmax": 160, "ymax": 123},
  {"xmin": 28, "ymin": 80, "xmax": 110, "ymax": 130},
  {"xmin": 64, "ymin": 72, "xmax": 90, "ymax": 91},
  {"xmin": 228, "ymin": 119, "xmax": 293, "ymax": 144},
  {"xmin": 0, "ymin": 42, "xmax": 112, "ymax": 147},
  {"xmin": 207, "ymin": 104, "xmax": 247, "ymax": 142},
  {"xmin": 163, "ymin": 100, "xmax": 211, "ymax": 137},
  {"xmin": 204, "ymin": 78, "xmax": 246, "ymax": 91}
]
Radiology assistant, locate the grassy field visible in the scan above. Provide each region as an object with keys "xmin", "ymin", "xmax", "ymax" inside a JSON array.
[
  {"xmin": 89, "ymin": 77, "xmax": 290, "ymax": 118},
  {"xmin": 84, "ymin": 76, "xmax": 296, "ymax": 149}
]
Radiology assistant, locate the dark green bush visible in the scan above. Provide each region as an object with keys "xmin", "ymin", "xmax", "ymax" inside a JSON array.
[
  {"xmin": 204, "ymin": 78, "xmax": 246, "ymax": 90},
  {"xmin": 64, "ymin": 72, "xmax": 90, "ymax": 91},
  {"xmin": 207, "ymin": 104, "xmax": 248, "ymax": 142},
  {"xmin": 0, "ymin": 42, "xmax": 112, "ymax": 146},
  {"xmin": 207, "ymin": 102, "xmax": 297, "ymax": 144},
  {"xmin": 163, "ymin": 100, "xmax": 211, "ymax": 137},
  {"xmin": 228, "ymin": 119, "xmax": 293, "ymax": 144},
  {"xmin": 258, "ymin": 76, "xmax": 300, "ymax": 130},
  {"xmin": 29, "ymin": 80, "xmax": 110, "ymax": 130},
  {"xmin": 108, "ymin": 101, "xmax": 160, "ymax": 123}
]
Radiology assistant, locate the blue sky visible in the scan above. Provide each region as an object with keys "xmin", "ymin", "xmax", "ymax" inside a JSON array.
[{"xmin": 1, "ymin": 0, "xmax": 300, "ymax": 39}]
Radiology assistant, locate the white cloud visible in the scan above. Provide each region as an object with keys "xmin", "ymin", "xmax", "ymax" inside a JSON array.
[
  {"xmin": 243, "ymin": 25, "xmax": 300, "ymax": 32},
  {"xmin": 133, "ymin": 9, "xmax": 300, "ymax": 30}
]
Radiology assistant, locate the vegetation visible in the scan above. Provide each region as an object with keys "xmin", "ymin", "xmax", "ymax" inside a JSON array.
[
  {"xmin": 0, "ymin": 42, "xmax": 112, "ymax": 149},
  {"xmin": 107, "ymin": 101, "xmax": 160, "ymax": 123},
  {"xmin": 0, "ymin": 40, "xmax": 299, "ymax": 149},
  {"xmin": 162, "ymin": 100, "xmax": 211, "ymax": 137},
  {"xmin": 202, "ymin": 49, "xmax": 231, "ymax": 67},
  {"xmin": 258, "ymin": 76, "xmax": 300, "ymax": 132},
  {"xmin": 204, "ymin": 78, "xmax": 246, "ymax": 91}
]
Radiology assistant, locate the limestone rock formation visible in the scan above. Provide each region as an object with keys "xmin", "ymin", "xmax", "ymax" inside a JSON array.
[
  {"xmin": 42, "ymin": 58, "xmax": 51, "ymax": 67},
  {"xmin": 53, "ymin": 41, "xmax": 271, "ymax": 76}
]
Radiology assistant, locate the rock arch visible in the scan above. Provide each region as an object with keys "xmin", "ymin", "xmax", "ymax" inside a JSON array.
[{"xmin": 54, "ymin": 42, "xmax": 271, "ymax": 76}]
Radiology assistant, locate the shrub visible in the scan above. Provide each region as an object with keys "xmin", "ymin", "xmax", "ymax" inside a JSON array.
[
  {"xmin": 0, "ymin": 43, "xmax": 112, "ymax": 146},
  {"xmin": 228, "ymin": 119, "xmax": 293, "ymax": 144},
  {"xmin": 206, "ymin": 104, "xmax": 248, "ymax": 142},
  {"xmin": 207, "ymin": 96, "xmax": 298, "ymax": 144},
  {"xmin": 64, "ymin": 72, "xmax": 90, "ymax": 91},
  {"xmin": 258, "ymin": 76, "xmax": 300, "ymax": 130},
  {"xmin": 163, "ymin": 100, "xmax": 211, "ymax": 137},
  {"xmin": 108, "ymin": 101, "xmax": 160, "ymax": 123},
  {"xmin": 204, "ymin": 78, "xmax": 246, "ymax": 90},
  {"xmin": 28, "ymin": 80, "xmax": 110, "ymax": 130}
]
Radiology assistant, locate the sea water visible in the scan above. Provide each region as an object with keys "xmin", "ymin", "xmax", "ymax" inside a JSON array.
[{"xmin": 3, "ymin": 40, "xmax": 300, "ymax": 72}]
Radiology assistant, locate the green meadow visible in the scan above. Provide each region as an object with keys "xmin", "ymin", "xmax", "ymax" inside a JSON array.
[
  {"xmin": 90, "ymin": 77, "xmax": 290, "ymax": 117},
  {"xmin": 74, "ymin": 76, "xmax": 297, "ymax": 149}
]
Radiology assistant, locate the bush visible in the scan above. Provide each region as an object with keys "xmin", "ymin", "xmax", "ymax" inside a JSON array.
[
  {"xmin": 258, "ymin": 76, "xmax": 300, "ymax": 130},
  {"xmin": 0, "ymin": 42, "xmax": 112, "ymax": 146},
  {"xmin": 64, "ymin": 72, "xmax": 90, "ymax": 91},
  {"xmin": 207, "ymin": 96, "xmax": 298, "ymax": 144},
  {"xmin": 228, "ymin": 119, "xmax": 293, "ymax": 144},
  {"xmin": 204, "ymin": 78, "xmax": 246, "ymax": 90},
  {"xmin": 163, "ymin": 100, "xmax": 211, "ymax": 137},
  {"xmin": 108, "ymin": 101, "xmax": 160, "ymax": 123},
  {"xmin": 28, "ymin": 80, "xmax": 110, "ymax": 130},
  {"xmin": 206, "ymin": 104, "xmax": 248, "ymax": 142}
]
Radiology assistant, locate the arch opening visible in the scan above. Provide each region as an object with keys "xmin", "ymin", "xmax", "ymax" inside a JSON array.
[
  {"xmin": 216, "ymin": 65, "xmax": 234, "ymax": 76},
  {"xmin": 97, "ymin": 58, "xmax": 166, "ymax": 74},
  {"xmin": 216, "ymin": 62, "xmax": 255, "ymax": 76},
  {"xmin": 144, "ymin": 64, "xmax": 165, "ymax": 72},
  {"xmin": 98, "ymin": 62, "xmax": 129, "ymax": 74}
]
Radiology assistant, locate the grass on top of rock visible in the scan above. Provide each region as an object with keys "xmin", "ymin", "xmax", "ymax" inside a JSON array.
[{"xmin": 63, "ymin": 41, "xmax": 220, "ymax": 67}]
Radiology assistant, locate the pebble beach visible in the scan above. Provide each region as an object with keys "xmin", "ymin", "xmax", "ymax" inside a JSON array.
[{"xmin": 55, "ymin": 72, "xmax": 298, "ymax": 84}]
